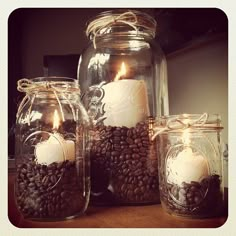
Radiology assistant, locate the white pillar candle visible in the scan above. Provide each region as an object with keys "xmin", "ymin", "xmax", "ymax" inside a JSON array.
[
  {"xmin": 35, "ymin": 133, "xmax": 75, "ymax": 165},
  {"xmin": 35, "ymin": 110, "xmax": 75, "ymax": 165},
  {"xmin": 101, "ymin": 79, "xmax": 150, "ymax": 128},
  {"xmin": 166, "ymin": 147, "xmax": 209, "ymax": 186}
]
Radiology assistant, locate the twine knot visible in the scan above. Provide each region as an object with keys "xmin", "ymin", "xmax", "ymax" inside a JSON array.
[
  {"xmin": 45, "ymin": 81, "xmax": 50, "ymax": 90},
  {"xmin": 86, "ymin": 11, "xmax": 139, "ymax": 49}
]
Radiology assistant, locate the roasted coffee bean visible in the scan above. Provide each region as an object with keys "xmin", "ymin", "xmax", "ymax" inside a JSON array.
[
  {"xmin": 134, "ymin": 138, "xmax": 141, "ymax": 144},
  {"xmin": 42, "ymin": 176, "xmax": 49, "ymax": 185},
  {"xmin": 21, "ymin": 168, "xmax": 27, "ymax": 174},
  {"xmin": 90, "ymin": 120, "xmax": 160, "ymax": 204},
  {"xmin": 141, "ymin": 131, "xmax": 148, "ymax": 137},
  {"xmin": 28, "ymin": 182, "xmax": 35, "ymax": 188},
  {"xmin": 129, "ymin": 144, "xmax": 138, "ymax": 148},
  {"xmin": 160, "ymin": 175, "xmax": 223, "ymax": 217},
  {"xmin": 127, "ymin": 130, "xmax": 132, "ymax": 137},
  {"xmin": 111, "ymin": 151, "xmax": 120, "ymax": 156},
  {"xmin": 186, "ymin": 191, "xmax": 194, "ymax": 198},
  {"xmin": 132, "ymin": 153, "xmax": 140, "ymax": 159},
  {"xmin": 190, "ymin": 181, "xmax": 201, "ymax": 188},
  {"xmin": 50, "ymin": 175, "xmax": 57, "ymax": 184},
  {"xmin": 113, "ymin": 130, "xmax": 121, "ymax": 136},
  {"xmin": 126, "ymin": 137, "xmax": 134, "ymax": 144},
  {"xmin": 15, "ymin": 160, "xmax": 85, "ymax": 219},
  {"xmin": 39, "ymin": 169, "xmax": 47, "ymax": 176}
]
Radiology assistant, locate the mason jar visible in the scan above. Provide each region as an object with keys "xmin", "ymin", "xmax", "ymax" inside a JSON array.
[
  {"xmin": 156, "ymin": 114, "xmax": 224, "ymax": 218},
  {"xmin": 14, "ymin": 77, "xmax": 90, "ymax": 220},
  {"xmin": 78, "ymin": 10, "xmax": 169, "ymax": 204}
]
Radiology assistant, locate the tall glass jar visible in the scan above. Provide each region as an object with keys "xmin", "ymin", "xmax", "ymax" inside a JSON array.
[
  {"xmin": 78, "ymin": 10, "xmax": 169, "ymax": 205},
  {"xmin": 156, "ymin": 114, "xmax": 224, "ymax": 218},
  {"xmin": 14, "ymin": 77, "xmax": 90, "ymax": 220}
]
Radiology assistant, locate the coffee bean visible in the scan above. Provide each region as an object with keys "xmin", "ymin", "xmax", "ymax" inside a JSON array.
[
  {"xmin": 138, "ymin": 180, "xmax": 143, "ymax": 187},
  {"xmin": 140, "ymin": 152, "xmax": 147, "ymax": 157},
  {"xmin": 129, "ymin": 144, "xmax": 138, "ymax": 148},
  {"xmin": 127, "ymin": 130, "xmax": 132, "ymax": 137},
  {"xmin": 50, "ymin": 175, "xmax": 57, "ymax": 184},
  {"xmin": 90, "ymin": 120, "xmax": 160, "ymax": 204},
  {"xmin": 15, "ymin": 159, "xmax": 86, "ymax": 219},
  {"xmin": 40, "ymin": 169, "xmax": 47, "ymax": 176},
  {"xmin": 139, "ymin": 147, "xmax": 147, "ymax": 153},
  {"xmin": 159, "ymin": 174, "xmax": 223, "ymax": 217},
  {"xmin": 113, "ymin": 139, "xmax": 121, "ymax": 144},
  {"xmin": 190, "ymin": 185, "xmax": 198, "ymax": 192},
  {"xmin": 190, "ymin": 181, "xmax": 201, "ymax": 188},
  {"xmin": 126, "ymin": 137, "xmax": 134, "ymax": 144},
  {"xmin": 113, "ymin": 130, "xmax": 121, "ymax": 136},
  {"xmin": 187, "ymin": 191, "xmax": 194, "ymax": 198},
  {"xmin": 111, "ymin": 151, "xmax": 120, "ymax": 156},
  {"xmin": 193, "ymin": 195, "xmax": 202, "ymax": 204},
  {"xmin": 21, "ymin": 168, "xmax": 27, "ymax": 174},
  {"xmin": 134, "ymin": 138, "xmax": 141, "ymax": 144},
  {"xmin": 28, "ymin": 182, "xmax": 35, "ymax": 188},
  {"xmin": 141, "ymin": 131, "xmax": 148, "ymax": 137},
  {"xmin": 42, "ymin": 176, "xmax": 49, "ymax": 185}
]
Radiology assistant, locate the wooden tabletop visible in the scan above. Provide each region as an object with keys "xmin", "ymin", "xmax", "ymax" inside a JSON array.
[{"xmin": 8, "ymin": 172, "xmax": 227, "ymax": 228}]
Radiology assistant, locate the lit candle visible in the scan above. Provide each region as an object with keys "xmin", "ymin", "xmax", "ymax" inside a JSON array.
[
  {"xmin": 101, "ymin": 62, "xmax": 150, "ymax": 128},
  {"xmin": 35, "ymin": 110, "xmax": 75, "ymax": 165},
  {"xmin": 167, "ymin": 130, "xmax": 209, "ymax": 186}
]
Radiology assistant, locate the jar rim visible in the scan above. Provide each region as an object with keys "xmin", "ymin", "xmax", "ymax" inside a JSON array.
[
  {"xmin": 30, "ymin": 76, "xmax": 77, "ymax": 83},
  {"xmin": 17, "ymin": 76, "xmax": 80, "ymax": 94},
  {"xmin": 157, "ymin": 113, "xmax": 223, "ymax": 130},
  {"xmin": 86, "ymin": 9, "xmax": 157, "ymax": 40},
  {"xmin": 91, "ymin": 9, "xmax": 156, "ymax": 25}
]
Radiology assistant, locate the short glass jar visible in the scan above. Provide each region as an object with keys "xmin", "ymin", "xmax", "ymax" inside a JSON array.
[
  {"xmin": 156, "ymin": 114, "xmax": 224, "ymax": 218},
  {"xmin": 14, "ymin": 77, "xmax": 90, "ymax": 220},
  {"xmin": 78, "ymin": 10, "xmax": 169, "ymax": 205}
]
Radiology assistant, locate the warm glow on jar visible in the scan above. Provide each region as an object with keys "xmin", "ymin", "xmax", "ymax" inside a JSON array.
[{"xmin": 53, "ymin": 110, "xmax": 60, "ymax": 130}]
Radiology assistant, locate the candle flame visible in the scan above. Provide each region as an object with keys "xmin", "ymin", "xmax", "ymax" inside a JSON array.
[
  {"xmin": 114, "ymin": 62, "xmax": 127, "ymax": 81},
  {"xmin": 53, "ymin": 110, "xmax": 60, "ymax": 130}
]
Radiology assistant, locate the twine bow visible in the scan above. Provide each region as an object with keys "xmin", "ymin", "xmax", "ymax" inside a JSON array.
[
  {"xmin": 17, "ymin": 78, "xmax": 80, "ymax": 125},
  {"xmin": 151, "ymin": 113, "xmax": 209, "ymax": 141},
  {"xmin": 86, "ymin": 11, "xmax": 139, "ymax": 49}
]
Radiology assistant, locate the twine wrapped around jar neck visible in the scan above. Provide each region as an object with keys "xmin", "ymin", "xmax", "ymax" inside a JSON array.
[
  {"xmin": 152, "ymin": 113, "xmax": 210, "ymax": 141},
  {"xmin": 17, "ymin": 78, "xmax": 80, "ymax": 125},
  {"xmin": 86, "ymin": 10, "xmax": 156, "ymax": 49}
]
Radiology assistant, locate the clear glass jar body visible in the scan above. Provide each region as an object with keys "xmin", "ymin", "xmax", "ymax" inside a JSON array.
[
  {"xmin": 78, "ymin": 10, "xmax": 169, "ymax": 204},
  {"xmin": 157, "ymin": 114, "xmax": 224, "ymax": 218},
  {"xmin": 15, "ymin": 77, "xmax": 90, "ymax": 220}
]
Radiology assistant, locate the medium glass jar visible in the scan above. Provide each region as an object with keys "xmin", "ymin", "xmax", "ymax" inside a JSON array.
[
  {"xmin": 78, "ymin": 10, "xmax": 169, "ymax": 204},
  {"xmin": 156, "ymin": 114, "xmax": 224, "ymax": 218},
  {"xmin": 14, "ymin": 77, "xmax": 90, "ymax": 220}
]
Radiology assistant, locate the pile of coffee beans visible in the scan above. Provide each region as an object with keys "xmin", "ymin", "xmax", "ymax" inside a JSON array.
[
  {"xmin": 15, "ymin": 159, "xmax": 87, "ymax": 219},
  {"xmin": 90, "ymin": 120, "xmax": 160, "ymax": 204},
  {"xmin": 159, "ymin": 175, "xmax": 223, "ymax": 217}
]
